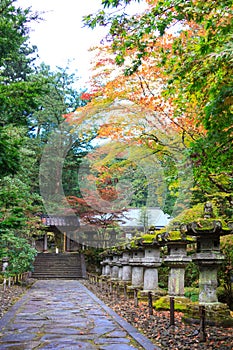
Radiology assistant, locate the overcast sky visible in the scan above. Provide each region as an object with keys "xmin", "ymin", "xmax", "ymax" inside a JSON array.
[
  {"xmin": 17, "ymin": 0, "xmax": 109, "ymax": 86},
  {"xmin": 17, "ymin": 0, "xmax": 147, "ymax": 88}
]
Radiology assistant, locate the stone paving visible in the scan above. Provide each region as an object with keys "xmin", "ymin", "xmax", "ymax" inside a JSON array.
[{"xmin": 0, "ymin": 280, "xmax": 160, "ymax": 350}]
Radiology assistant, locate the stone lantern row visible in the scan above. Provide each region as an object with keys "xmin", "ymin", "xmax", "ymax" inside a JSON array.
[
  {"xmin": 101, "ymin": 215, "xmax": 233, "ymax": 307},
  {"xmin": 100, "ymin": 203, "xmax": 233, "ymax": 326},
  {"xmin": 101, "ymin": 238, "xmax": 191, "ymax": 298}
]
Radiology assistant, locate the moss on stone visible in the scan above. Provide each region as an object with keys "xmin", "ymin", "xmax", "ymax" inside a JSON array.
[
  {"xmin": 140, "ymin": 234, "xmax": 156, "ymax": 243},
  {"xmin": 169, "ymin": 203, "xmax": 229, "ymax": 229},
  {"xmin": 153, "ymin": 296, "xmax": 190, "ymax": 311}
]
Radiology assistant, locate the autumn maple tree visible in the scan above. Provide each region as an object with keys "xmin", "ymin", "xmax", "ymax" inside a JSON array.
[
  {"xmin": 65, "ymin": 174, "xmax": 128, "ymax": 247},
  {"xmin": 69, "ymin": 0, "xmax": 232, "ymax": 218}
]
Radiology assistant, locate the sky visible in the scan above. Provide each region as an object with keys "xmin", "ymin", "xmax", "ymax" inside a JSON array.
[{"xmin": 17, "ymin": 0, "xmax": 147, "ymax": 88}]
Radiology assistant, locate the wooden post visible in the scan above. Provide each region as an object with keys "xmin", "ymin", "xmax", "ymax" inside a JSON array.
[
  {"xmin": 105, "ymin": 279, "xmax": 108, "ymax": 294},
  {"xmin": 63, "ymin": 232, "xmax": 66, "ymax": 252},
  {"xmin": 199, "ymin": 305, "xmax": 207, "ymax": 342},
  {"xmin": 109, "ymin": 281, "xmax": 113, "ymax": 296},
  {"xmin": 134, "ymin": 288, "xmax": 138, "ymax": 307},
  {"xmin": 170, "ymin": 296, "xmax": 175, "ymax": 326},
  {"xmin": 100, "ymin": 278, "xmax": 103, "ymax": 291},
  {"xmin": 148, "ymin": 291, "xmax": 153, "ymax": 315},
  {"xmin": 123, "ymin": 282, "xmax": 127, "ymax": 300},
  {"xmin": 116, "ymin": 282, "xmax": 120, "ymax": 298}
]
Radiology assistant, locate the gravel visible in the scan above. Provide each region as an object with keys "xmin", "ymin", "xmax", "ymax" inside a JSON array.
[
  {"xmin": 0, "ymin": 284, "xmax": 25, "ymax": 319},
  {"xmin": 0, "ymin": 279, "xmax": 36, "ymax": 319}
]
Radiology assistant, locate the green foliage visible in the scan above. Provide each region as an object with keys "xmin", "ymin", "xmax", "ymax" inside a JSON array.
[
  {"xmin": 217, "ymin": 286, "xmax": 233, "ymax": 311},
  {"xmin": 0, "ymin": 126, "xmax": 23, "ymax": 178},
  {"xmin": 0, "ymin": 0, "xmax": 43, "ymax": 126},
  {"xmin": 0, "ymin": 230, "xmax": 37, "ymax": 277},
  {"xmin": 0, "ymin": 137, "xmax": 44, "ymax": 236},
  {"xmin": 169, "ymin": 203, "xmax": 220, "ymax": 225},
  {"xmin": 28, "ymin": 63, "xmax": 86, "ymax": 139},
  {"xmin": 185, "ymin": 261, "xmax": 199, "ymax": 288},
  {"xmin": 218, "ymin": 234, "xmax": 233, "ymax": 309},
  {"xmin": 0, "ymin": 0, "xmax": 92, "ymax": 244},
  {"xmin": 158, "ymin": 265, "xmax": 169, "ymax": 289},
  {"xmin": 184, "ymin": 287, "xmax": 199, "ymax": 302},
  {"xmin": 83, "ymin": 247, "xmax": 104, "ymax": 273}
]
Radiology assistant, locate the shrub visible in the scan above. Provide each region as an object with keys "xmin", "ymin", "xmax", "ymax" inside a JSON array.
[
  {"xmin": 0, "ymin": 230, "xmax": 37, "ymax": 278},
  {"xmin": 184, "ymin": 287, "xmax": 199, "ymax": 302}
]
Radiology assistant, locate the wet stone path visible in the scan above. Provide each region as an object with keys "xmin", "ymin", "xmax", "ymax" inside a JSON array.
[{"xmin": 0, "ymin": 280, "xmax": 159, "ymax": 350}]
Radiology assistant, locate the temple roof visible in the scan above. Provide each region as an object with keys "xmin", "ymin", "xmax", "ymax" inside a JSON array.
[{"xmin": 120, "ymin": 207, "xmax": 171, "ymax": 229}]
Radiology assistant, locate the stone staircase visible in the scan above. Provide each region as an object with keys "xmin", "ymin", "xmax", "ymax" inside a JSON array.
[{"xmin": 32, "ymin": 253, "xmax": 86, "ymax": 279}]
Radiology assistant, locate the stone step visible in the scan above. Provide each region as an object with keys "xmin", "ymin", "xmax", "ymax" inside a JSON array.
[
  {"xmin": 32, "ymin": 253, "xmax": 86, "ymax": 279},
  {"xmin": 32, "ymin": 274, "xmax": 82, "ymax": 279},
  {"xmin": 33, "ymin": 269, "xmax": 82, "ymax": 274}
]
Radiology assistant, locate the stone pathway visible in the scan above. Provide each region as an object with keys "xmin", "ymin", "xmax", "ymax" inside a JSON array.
[{"xmin": 0, "ymin": 280, "xmax": 159, "ymax": 350}]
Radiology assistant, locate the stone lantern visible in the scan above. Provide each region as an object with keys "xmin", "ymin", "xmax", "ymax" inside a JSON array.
[
  {"xmin": 187, "ymin": 221, "xmax": 227, "ymax": 303},
  {"xmin": 184, "ymin": 202, "xmax": 233, "ymax": 326},
  {"xmin": 109, "ymin": 251, "xmax": 121, "ymax": 281},
  {"xmin": 100, "ymin": 253, "xmax": 112, "ymax": 277},
  {"xmin": 117, "ymin": 252, "xmax": 123, "ymax": 281},
  {"xmin": 137, "ymin": 239, "xmax": 163, "ymax": 294},
  {"xmin": 100, "ymin": 254, "xmax": 106, "ymax": 276},
  {"xmin": 120, "ymin": 249, "xmax": 132, "ymax": 283},
  {"xmin": 164, "ymin": 239, "xmax": 191, "ymax": 297},
  {"xmin": 129, "ymin": 247, "xmax": 144, "ymax": 289}
]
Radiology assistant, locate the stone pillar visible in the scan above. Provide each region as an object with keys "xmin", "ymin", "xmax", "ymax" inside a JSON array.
[
  {"xmin": 198, "ymin": 265, "xmax": 218, "ymax": 303},
  {"xmin": 100, "ymin": 256, "xmax": 107, "ymax": 276},
  {"xmin": 143, "ymin": 268, "xmax": 158, "ymax": 291},
  {"xmin": 105, "ymin": 256, "xmax": 112, "ymax": 276},
  {"xmin": 120, "ymin": 250, "xmax": 132, "ymax": 282},
  {"xmin": 164, "ymin": 240, "xmax": 191, "ymax": 296},
  {"xmin": 118, "ymin": 260, "xmax": 123, "ymax": 280},
  {"xmin": 110, "ymin": 254, "xmax": 120, "ymax": 280},
  {"xmin": 129, "ymin": 249, "xmax": 144, "ymax": 289},
  {"xmin": 131, "ymin": 266, "xmax": 144, "ymax": 288},
  {"xmin": 139, "ymin": 242, "xmax": 162, "ymax": 293},
  {"xmin": 117, "ymin": 253, "xmax": 123, "ymax": 280},
  {"xmin": 100, "ymin": 255, "xmax": 112, "ymax": 277},
  {"xmin": 101, "ymin": 260, "xmax": 105, "ymax": 276}
]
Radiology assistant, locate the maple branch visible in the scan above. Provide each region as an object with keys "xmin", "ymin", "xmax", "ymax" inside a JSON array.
[
  {"xmin": 162, "ymin": 110, "xmax": 198, "ymax": 143},
  {"xmin": 135, "ymin": 75, "xmax": 200, "ymax": 145},
  {"xmin": 142, "ymin": 132, "xmax": 184, "ymax": 153},
  {"xmin": 137, "ymin": 75, "xmax": 147, "ymax": 97},
  {"xmin": 137, "ymin": 74, "xmax": 155, "ymax": 97}
]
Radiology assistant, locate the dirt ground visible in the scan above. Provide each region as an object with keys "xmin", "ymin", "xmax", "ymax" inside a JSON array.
[{"xmin": 82, "ymin": 280, "xmax": 233, "ymax": 350}]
